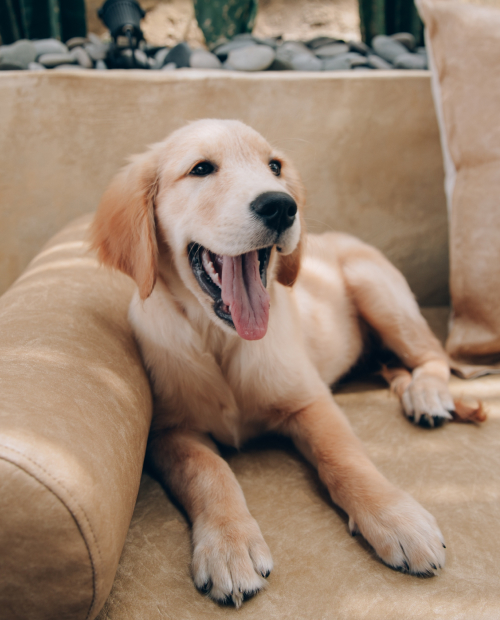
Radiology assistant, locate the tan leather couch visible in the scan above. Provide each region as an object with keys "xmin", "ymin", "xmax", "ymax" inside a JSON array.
[{"xmin": 1, "ymin": 71, "xmax": 499, "ymax": 620}]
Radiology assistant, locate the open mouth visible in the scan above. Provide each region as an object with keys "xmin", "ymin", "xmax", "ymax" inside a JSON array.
[{"xmin": 188, "ymin": 243, "xmax": 272, "ymax": 340}]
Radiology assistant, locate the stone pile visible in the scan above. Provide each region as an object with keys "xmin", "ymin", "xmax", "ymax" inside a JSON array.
[{"xmin": 0, "ymin": 32, "xmax": 427, "ymax": 72}]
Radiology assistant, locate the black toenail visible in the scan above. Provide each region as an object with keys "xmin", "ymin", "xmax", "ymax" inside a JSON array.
[
  {"xmin": 197, "ymin": 581, "xmax": 211, "ymax": 594},
  {"xmin": 219, "ymin": 594, "xmax": 233, "ymax": 606},
  {"xmin": 262, "ymin": 570, "xmax": 271, "ymax": 578},
  {"xmin": 442, "ymin": 543, "xmax": 446, "ymax": 548},
  {"xmin": 242, "ymin": 589, "xmax": 259, "ymax": 603}
]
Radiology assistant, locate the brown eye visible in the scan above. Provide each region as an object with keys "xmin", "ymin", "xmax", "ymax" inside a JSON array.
[
  {"xmin": 190, "ymin": 161, "xmax": 215, "ymax": 176},
  {"xmin": 269, "ymin": 160, "xmax": 281, "ymax": 176}
]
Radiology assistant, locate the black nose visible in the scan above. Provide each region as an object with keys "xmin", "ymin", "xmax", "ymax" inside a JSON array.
[{"xmin": 250, "ymin": 191, "xmax": 297, "ymax": 235}]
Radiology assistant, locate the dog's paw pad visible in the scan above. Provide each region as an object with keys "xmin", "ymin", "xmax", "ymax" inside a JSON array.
[
  {"xmin": 402, "ymin": 377, "xmax": 454, "ymax": 428},
  {"xmin": 192, "ymin": 517, "xmax": 273, "ymax": 608},
  {"xmin": 355, "ymin": 492, "xmax": 446, "ymax": 577}
]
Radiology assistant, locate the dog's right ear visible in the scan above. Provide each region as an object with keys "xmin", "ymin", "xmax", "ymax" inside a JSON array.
[{"xmin": 90, "ymin": 149, "xmax": 160, "ymax": 300}]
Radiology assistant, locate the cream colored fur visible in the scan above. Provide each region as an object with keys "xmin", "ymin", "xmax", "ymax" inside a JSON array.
[{"xmin": 91, "ymin": 119, "xmax": 451, "ymax": 608}]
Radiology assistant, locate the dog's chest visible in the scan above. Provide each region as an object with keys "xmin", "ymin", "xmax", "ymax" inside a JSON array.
[
  {"xmin": 206, "ymin": 345, "xmax": 284, "ymax": 445},
  {"xmin": 133, "ymin": 285, "xmax": 320, "ymax": 447}
]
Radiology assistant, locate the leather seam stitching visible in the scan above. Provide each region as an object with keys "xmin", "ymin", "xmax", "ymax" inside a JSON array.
[{"xmin": 0, "ymin": 445, "xmax": 101, "ymax": 620}]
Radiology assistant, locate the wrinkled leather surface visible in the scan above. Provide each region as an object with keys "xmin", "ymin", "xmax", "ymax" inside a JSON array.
[
  {"xmin": 97, "ymin": 308, "xmax": 500, "ymax": 619},
  {"xmin": 0, "ymin": 216, "xmax": 152, "ymax": 620},
  {"xmin": 418, "ymin": 0, "xmax": 500, "ymax": 371}
]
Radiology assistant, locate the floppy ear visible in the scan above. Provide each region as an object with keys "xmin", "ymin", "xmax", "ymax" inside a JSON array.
[
  {"xmin": 90, "ymin": 149, "xmax": 160, "ymax": 300},
  {"xmin": 276, "ymin": 156, "xmax": 306, "ymax": 287}
]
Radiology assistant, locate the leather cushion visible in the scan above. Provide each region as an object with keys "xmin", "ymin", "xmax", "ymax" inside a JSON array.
[
  {"xmin": 418, "ymin": 0, "xmax": 500, "ymax": 374},
  {"xmin": 0, "ymin": 215, "xmax": 152, "ymax": 620}
]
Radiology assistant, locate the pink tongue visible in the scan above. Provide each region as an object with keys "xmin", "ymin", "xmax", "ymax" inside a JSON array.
[{"xmin": 221, "ymin": 251, "xmax": 270, "ymax": 340}]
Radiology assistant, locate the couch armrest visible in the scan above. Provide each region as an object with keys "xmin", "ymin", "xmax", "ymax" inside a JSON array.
[{"xmin": 0, "ymin": 215, "xmax": 152, "ymax": 620}]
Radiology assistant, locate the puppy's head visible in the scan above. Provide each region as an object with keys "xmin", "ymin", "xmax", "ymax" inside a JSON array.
[{"xmin": 91, "ymin": 119, "xmax": 305, "ymax": 340}]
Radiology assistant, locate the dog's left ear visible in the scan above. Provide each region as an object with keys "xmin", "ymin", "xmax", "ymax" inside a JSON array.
[
  {"xmin": 276, "ymin": 157, "xmax": 306, "ymax": 287},
  {"xmin": 90, "ymin": 148, "xmax": 160, "ymax": 300}
]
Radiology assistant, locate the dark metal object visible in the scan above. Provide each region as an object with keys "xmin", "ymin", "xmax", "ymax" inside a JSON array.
[{"xmin": 98, "ymin": 0, "xmax": 145, "ymax": 68}]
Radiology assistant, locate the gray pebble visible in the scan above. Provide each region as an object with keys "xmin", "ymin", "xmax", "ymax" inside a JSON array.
[
  {"xmin": 33, "ymin": 38, "xmax": 68, "ymax": 57},
  {"xmin": 70, "ymin": 46, "xmax": 93, "ymax": 69},
  {"xmin": 348, "ymin": 40, "xmax": 370, "ymax": 55},
  {"xmin": 367, "ymin": 54, "xmax": 393, "ymax": 69},
  {"xmin": 306, "ymin": 36, "xmax": 340, "ymax": 50},
  {"xmin": 88, "ymin": 33, "xmax": 104, "ymax": 46},
  {"xmin": 53, "ymin": 64, "xmax": 86, "ymax": 71},
  {"xmin": 394, "ymin": 53, "xmax": 427, "ymax": 69},
  {"xmin": 258, "ymin": 37, "xmax": 280, "ymax": 49},
  {"xmin": 372, "ymin": 35, "xmax": 408, "ymax": 63},
  {"xmin": 267, "ymin": 58, "xmax": 290, "ymax": 70},
  {"xmin": 213, "ymin": 39, "xmax": 256, "ymax": 60},
  {"xmin": 288, "ymin": 52, "xmax": 322, "ymax": 71},
  {"xmin": 117, "ymin": 49, "xmax": 148, "ymax": 68},
  {"xmin": 390, "ymin": 32, "xmax": 416, "ymax": 52},
  {"xmin": 353, "ymin": 65, "xmax": 373, "ymax": 70},
  {"xmin": 134, "ymin": 49, "xmax": 149, "ymax": 68},
  {"xmin": 278, "ymin": 41, "xmax": 311, "ymax": 56},
  {"xmin": 0, "ymin": 60, "xmax": 24, "ymax": 70},
  {"xmin": 161, "ymin": 62, "xmax": 177, "ymax": 71},
  {"xmin": 85, "ymin": 42, "xmax": 108, "ymax": 61},
  {"xmin": 95, "ymin": 60, "xmax": 108, "ymax": 70},
  {"xmin": 228, "ymin": 45, "xmax": 275, "ymax": 71},
  {"xmin": 416, "ymin": 47, "xmax": 428, "ymax": 57},
  {"xmin": 315, "ymin": 43, "xmax": 349, "ymax": 58},
  {"xmin": 153, "ymin": 47, "xmax": 170, "ymax": 69},
  {"xmin": 38, "ymin": 52, "xmax": 77, "ymax": 68},
  {"xmin": 66, "ymin": 37, "xmax": 88, "ymax": 50},
  {"xmin": 28, "ymin": 61, "xmax": 47, "ymax": 71},
  {"xmin": 163, "ymin": 42, "xmax": 191, "ymax": 68},
  {"xmin": 0, "ymin": 40, "xmax": 37, "ymax": 70},
  {"xmin": 275, "ymin": 41, "xmax": 314, "ymax": 69},
  {"xmin": 323, "ymin": 52, "xmax": 365, "ymax": 71},
  {"xmin": 350, "ymin": 56, "xmax": 370, "ymax": 68},
  {"xmin": 190, "ymin": 49, "xmax": 222, "ymax": 69}
]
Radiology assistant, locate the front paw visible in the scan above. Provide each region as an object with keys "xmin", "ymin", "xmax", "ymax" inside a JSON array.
[
  {"xmin": 352, "ymin": 491, "xmax": 446, "ymax": 576},
  {"xmin": 402, "ymin": 376, "xmax": 454, "ymax": 428},
  {"xmin": 192, "ymin": 514, "xmax": 273, "ymax": 608}
]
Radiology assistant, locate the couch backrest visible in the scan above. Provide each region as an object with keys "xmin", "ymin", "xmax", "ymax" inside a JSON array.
[{"xmin": 0, "ymin": 70, "xmax": 447, "ymax": 304}]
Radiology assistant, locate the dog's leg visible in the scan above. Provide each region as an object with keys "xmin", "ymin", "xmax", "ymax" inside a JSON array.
[
  {"xmin": 147, "ymin": 428, "xmax": 273, "ymax": 607},
  {"xmin": 340, "ymin": 243, "xmax": 454, "ymax": 427},
  {"xmin": 283, "ymin": 392, "xmax": 446, "ymax": 575}
]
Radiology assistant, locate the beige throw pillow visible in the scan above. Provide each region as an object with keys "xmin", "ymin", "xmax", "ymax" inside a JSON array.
[{"xmin": 417, "ymin": 0, "xmax": 500, "ymax": 377}]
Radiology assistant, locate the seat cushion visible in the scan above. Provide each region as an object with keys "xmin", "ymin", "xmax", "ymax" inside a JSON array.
[
  {"xmin": 97, "ymin": 307, "xmax": 500, "ymax": 619},
  {"xmin": 0, "ymin": 215, "xmax": 152, "ymax": 620}
]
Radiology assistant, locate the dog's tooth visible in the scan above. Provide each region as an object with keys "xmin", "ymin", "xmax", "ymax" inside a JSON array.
[{"xmin": 201, "ymin": 249, "xmax": 221, "ymax": 287}]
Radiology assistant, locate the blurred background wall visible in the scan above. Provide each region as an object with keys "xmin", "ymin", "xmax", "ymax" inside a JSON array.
[{"xmin": 86, "ymin": 0, "xmax": 361, "ymax": 47}]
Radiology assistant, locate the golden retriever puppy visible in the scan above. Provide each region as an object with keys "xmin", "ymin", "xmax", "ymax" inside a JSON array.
[{"xmin": 91, "ymin": 119, "xmax": 452, "ymax": 607}]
